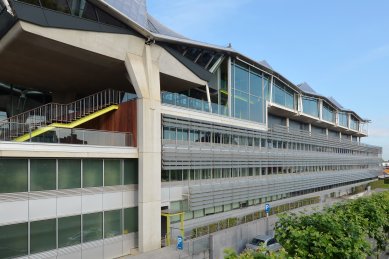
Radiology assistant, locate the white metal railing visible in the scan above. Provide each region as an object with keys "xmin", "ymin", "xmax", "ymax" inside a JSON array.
[{"xmin": 0, "ymin": 89, "xmax": 123, "ymax": 141}]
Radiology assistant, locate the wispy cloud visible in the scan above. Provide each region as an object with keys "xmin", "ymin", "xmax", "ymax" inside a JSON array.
[{"xmin": 339, "ymin": 44, "xmax": 389, "ymax": 71}]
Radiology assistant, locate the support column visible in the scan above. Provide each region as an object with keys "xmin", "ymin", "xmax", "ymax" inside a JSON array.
[{"xmin": 125, "ymin": 43, "xmax": 162, "ymax": 252}]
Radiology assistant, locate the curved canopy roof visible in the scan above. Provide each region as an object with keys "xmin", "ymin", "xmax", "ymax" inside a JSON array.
[{"xmin": 98, "ymin": 0, "xmax": 368, "ymax": 122}]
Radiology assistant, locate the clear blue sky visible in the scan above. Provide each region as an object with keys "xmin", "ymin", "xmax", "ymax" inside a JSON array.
[{"xmin": 148, "ymin": 0, "xmax": 389, "ymax": 160}]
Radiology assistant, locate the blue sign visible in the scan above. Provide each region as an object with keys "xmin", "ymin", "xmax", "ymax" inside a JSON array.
[
  {"xmin": 265, "ymin": 203, "xmax": 271, "ymax": 214},
  {"xmin": 177, "ymin": 235, "xmax": 183, "ymax": 250}
]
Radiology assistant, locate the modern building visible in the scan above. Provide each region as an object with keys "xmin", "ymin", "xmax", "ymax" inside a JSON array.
[{"xmin": 0, "ymin": 0, "xmax": 382, "ymax": 258}]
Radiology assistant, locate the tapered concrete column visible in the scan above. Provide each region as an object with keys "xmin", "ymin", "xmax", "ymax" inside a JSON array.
[{"xmin": 125, "ymin": 42, "xmax": 162, "ymax": 252}]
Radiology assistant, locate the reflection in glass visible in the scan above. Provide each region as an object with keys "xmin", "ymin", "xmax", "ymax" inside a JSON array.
[
  {"xmin": 104, "ymin": 210, "xmax": 121, "ymax": 238},
  {"xmin": 30, "ymin": 159, "xmax": 56, "ymax": 191},
  {"xmin": 104, "ymin": 159, "xmax": 121, "ymax": 186},
  {"xmin": 234, "ymin": 90, "xmax": 249, "ymax": 120},
  {"xmin": 302, "ymin": 96, "xmax": 319, "ymax": 117},
  {"xmin": 323, "ymin": 103, "xmax": 335, "ymax": 122},
  {"xmin": 83, "ymin": 212, "xmax": 103, "ymax": 242},
  {"xmin": 58, "ymin": 159, "xmax": 81, "ymax": 189},
  {"xmin": 58, "ymin": 215, "xmax": 81, "ymax": 248},
  {"xmin": 124, "ymin": 159, "xmax": 138, "ymax": 185},
  {"xmin": 40, "ymin": 0, "xmax": 71, "ymax": 13},
  {"xmin": 0, "ymin": 223, "xmax": 28, "ymax": 258},
  {"xmin": 30, "ymin": 219, "xmax": 56, "ymax": 254},
  {"xmin": 83, "ymin": 159, "xmax": 103, "ymax": 187},
  {"xmin": 123, "ymin": 207, "xmax": 138, "ymax": 234},
  {"xmin": 0, "ymin": 159, "xmax": 28, "ymax": 193},
  {"xmin": 338, "ymin": 112, "xmax": 348, "ymax": 127}
]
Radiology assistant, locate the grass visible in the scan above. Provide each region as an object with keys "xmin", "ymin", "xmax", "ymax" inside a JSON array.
[{"xmin": 369, "ymin": 179, "xmax": 389, "ymax": 189}]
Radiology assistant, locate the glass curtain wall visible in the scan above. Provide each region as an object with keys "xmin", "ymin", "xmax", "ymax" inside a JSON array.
[
  {"xmin": 209, "ymin": 60, "xmax": 228, "ymax": 116},
  {"xmin": 338, "ymin": 112, "xmax": 348, "ymax": 127},
  {"xmin": 322, "ymin": 102, "xmax": 335, "ymax": 123},
  {"xmin": 0, "ymin": 158, "xmax": 138, "ymax": 194},
  {"xmin": 302, "ymin": 96, "xmax": 319, "ymax": 117},
  {"xmin": 350, "ymin": 116, "xmax": 359, "ymax": 131},
  {"xmin": 272, "ymin": 79, "xmax": 296, "ymax": 110},
  {"xmin": 231, "ymin": 60, "xmax": 265, "ymax": 123}
]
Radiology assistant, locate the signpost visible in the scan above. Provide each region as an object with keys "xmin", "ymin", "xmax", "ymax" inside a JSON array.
[
  {"xmin": 265, "ymin": 203, "xmax": 270, "ymax": 216},
  {"xmin": 265, "ymin": 203, "xmax": 270, "ymax": 235},
  {"xmin": 177, "ymin": 235, "xmax": 183, "ymax": 250}
]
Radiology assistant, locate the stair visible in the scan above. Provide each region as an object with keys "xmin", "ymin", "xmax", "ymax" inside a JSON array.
[{"xmin": 0, "ymin": 89, "xmax": 123, "ymax": 142}]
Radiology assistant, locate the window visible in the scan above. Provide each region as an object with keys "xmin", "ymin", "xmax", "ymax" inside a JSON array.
[
  {"xmin": 18, "ymin": 0, "xmax": 40, "ymax": 6},
  {"xmin": 232, "ymin": 61, "xmax": 266, "ymax": 123},
  {"xmin": 75, "ymin": 0, "xmax": 98, "ymax": 21},
  {"xmin": 123, "ymin": 159, "xmax": 138, "ymax": 184},
  {"xmin": 58, "ymin": 215, "xmax": 81, "ymax": 248},
  {"xmin": 83, "ymin": 159, "xmax": 103, "ymax": 187},
  {"xmin": 58, "ymin": 159, "xmax": 81, "ymax": 189},
  {"xmin": 323, "ymin": 102, "xmax": 335, "ymax": 122},
  {"xmin": 104, "ymin": 210, "xmax": 122, "ymax": 238},
  {"xmin": 30, "ymin": 159, "xmax": 56, "ymax": 191},
  {"xmin": 96, "ymin": 8, "xmax": 125, "ymax": 27},
  {"xmin": 302, "ymin": 96, "xmax": 319, "ymax": 117},
  {"xmin": 104, "ymin": 160, "xmax": 121, "ymax": 186},
  {"xmin": 272, "ymin": 80, "xmax": 296, "ymax": 110},
  {"xmin": 83, "ymin": 212, "xmax": 103, "ymax": 242},
  {"xmin": 338, "ymin": 112, "xmax": 348, "ymax": 127},
  {"xmin": 30, "ymin": 219, "xmax": 56, "ymax": 254},
  {"xmin": 0, "ymin": 223, "xmax": 28, "ymax": 258},
  {"xmin": 40, "ymin": 0, "xmax": 71, "ymax": 14},
  {"xmin": 123, "ymin": 207, "xmax": 138, "ymax": 234},
  {"xmin": 0, "ymin": 159, "xmax": 28, "ymax": 193}
]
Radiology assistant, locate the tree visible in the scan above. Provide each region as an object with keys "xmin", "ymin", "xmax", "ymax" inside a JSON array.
[{"xmin": 274, "ymin": 191, "xmax": 389, "ymax": 259}]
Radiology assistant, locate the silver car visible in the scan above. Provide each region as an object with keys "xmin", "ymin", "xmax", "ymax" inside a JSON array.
[{"xmin": 245, "ymin": 234, "xmax": 282, "ymax": 252}]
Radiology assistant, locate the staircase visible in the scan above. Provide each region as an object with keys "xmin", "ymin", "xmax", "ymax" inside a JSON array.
[{"xmin": 0, "ymin": 89, "xmax": 124, "ymax": 142}]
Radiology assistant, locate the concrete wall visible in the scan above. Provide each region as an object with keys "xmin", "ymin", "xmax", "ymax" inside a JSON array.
[{"xmin": 209, "ymin": 216, "xmax": 278, "ymax": 259}]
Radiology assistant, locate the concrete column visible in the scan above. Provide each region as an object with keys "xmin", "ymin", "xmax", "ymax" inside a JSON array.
[{"xmin": 125, "ymin": 43, "xmax": 162, "ymax": 252}]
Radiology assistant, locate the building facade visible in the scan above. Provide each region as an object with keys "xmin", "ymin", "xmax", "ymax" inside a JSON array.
[{"xmin": 0, "ymin": 0, "xmax": 382, "ymax": 258}]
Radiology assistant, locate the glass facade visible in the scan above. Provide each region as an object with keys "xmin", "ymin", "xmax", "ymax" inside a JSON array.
[
  {"xmin": 58, "ymin": 159, "xmax": 81, "ymax": 189},
  {"xmin": 0, "ymin": 223, "xmax": 28, "ymax": 258},
  {"xmin": 338, "ymin": 112, "xmax": 348, "ymax": 127},
  {"xmin": 104, "ymin": 210, "xmax": 122, "ymax": 238},
  {"xmin": 30, "ymin": 219, "xmax": 57, "ymax": 254},
  {"xmin": 0, "ymin": 158, "xmax": 137, "ymax": 193},
  {"xmin": 104, "ymin": 159, "xmax": 121, "ymax": 186},
  {"xmin": 123, "ymin": 207, "xmax": 138, "ymax": 234},
  {"xmin": 302, "ymin": 96, "xmax": 319, "ymax": 117},
  {"xmin": 322, "ymin": 102, "xmax": 335, "ymax": 123},
  {"xmin": 232, "ymin": 60, "xmax": 265, "ymax": 123},
  {"xmin": 350, "ymin": 116, "xmax": 359, "ymax": 131},
  {"xmin": 83, "ymin": 159, "xmax": 103, "ymax": 187},
  {"xmin": 83, "ymin": 212, "xmax": 103, "ymax": 242},
  {"xmin": 210, "ymin": 60, "xmax": 228, "ymax": 116},
  {"xmin": 0, "ymin": 208, "xmax": 137, "ymax": 257},
  {"xmin": 272, "ymin": 79, "xmax": 296, "ymax": 110},
  {"xmin": 0, "ymin": 158, "xmax": 28, "ymax": 193},
  {"xmin": 30, "ymin": 159, "xmax": 56, "ymax": 191},
  {"xmin": 58, "ymin": 215, "xmax": 81, "ymax": 248}
]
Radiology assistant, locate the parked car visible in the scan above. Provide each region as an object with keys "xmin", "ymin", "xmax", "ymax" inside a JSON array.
[{"xmin": 245, "ymin": 234, "xmax": 282, "ymax": 252}]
